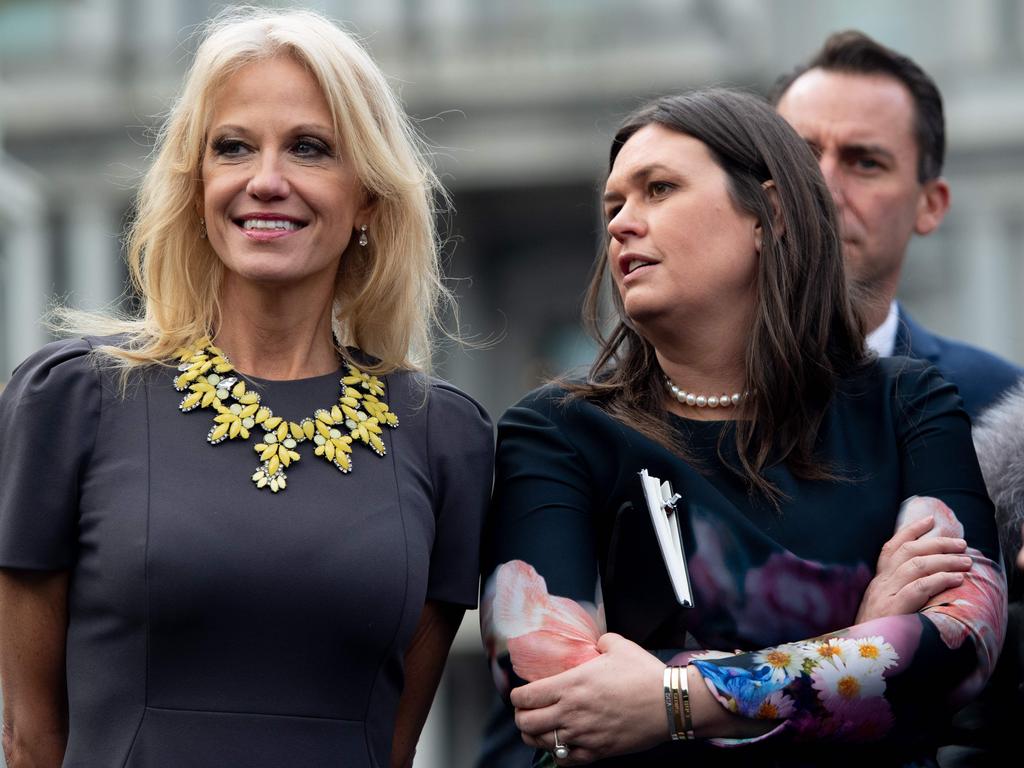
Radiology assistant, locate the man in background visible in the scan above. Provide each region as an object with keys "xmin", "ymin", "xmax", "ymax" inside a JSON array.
[{"xmin": 773, "ymin": 30, "xmax": 1021, "ymax": 420}]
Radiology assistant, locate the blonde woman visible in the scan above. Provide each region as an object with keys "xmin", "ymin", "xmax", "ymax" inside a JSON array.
[{"xmin": 0, "ymin": 8, "xmax": 491, "ymax": 767}]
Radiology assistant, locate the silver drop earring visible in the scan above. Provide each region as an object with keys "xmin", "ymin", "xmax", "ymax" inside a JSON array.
[
  {"xmin": 358, "ymin": 224, "xmax": 368, "ymax": 247},
  {"xmin": 199, "ymin": 218, "xmax": 207, "ymax": 240}
]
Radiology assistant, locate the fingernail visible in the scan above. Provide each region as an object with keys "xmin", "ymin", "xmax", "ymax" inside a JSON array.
[
  {"xmin": 955, "ymin": 539, "xmax": 967, "ymax": 547},
  {"xmin": 960, "ymin": 557, "xmax": 972, "ymax": 567}
]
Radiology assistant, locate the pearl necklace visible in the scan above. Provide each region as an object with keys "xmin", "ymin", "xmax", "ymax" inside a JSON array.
[
  {"xmin": 173, "ymin": 338, "xmax": 398, "ymax": 493},
  {"xmin": 664, "ymin": 376, "xmax": 748, "ymax": 409}
]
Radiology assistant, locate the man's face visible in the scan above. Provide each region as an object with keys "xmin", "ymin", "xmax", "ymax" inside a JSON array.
[{"xmin": 776, "ymin": 68, "xmax": 948, "ymax": 295}]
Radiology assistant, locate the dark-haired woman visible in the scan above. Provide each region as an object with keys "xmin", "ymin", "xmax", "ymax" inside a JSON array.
[{"xmin": 481, "ymin": 89, "xmax": 1005, "ymax": 767}]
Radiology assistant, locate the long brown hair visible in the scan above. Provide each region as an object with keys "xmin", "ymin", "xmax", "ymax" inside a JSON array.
[{"xmin": 566, "ymin": 89, "xmax": 867, "ymax": 502}]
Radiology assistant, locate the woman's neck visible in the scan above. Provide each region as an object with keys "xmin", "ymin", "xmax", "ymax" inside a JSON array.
[
  {"xmin": 651, "ymin": 334, "xmax": 747, "ymax": 422},
  {"xmin": 213, "ymin": 277, "xmax": 339, "ymax": 380}
]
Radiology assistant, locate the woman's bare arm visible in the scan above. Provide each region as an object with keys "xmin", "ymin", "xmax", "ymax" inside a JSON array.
[
  {"xmin": 0, "ymin": 569, "xmax": 69, "ymax": 768},
  {"xmin": 390, "ymin": 600, "xmax": 465, "ymax": 768}
]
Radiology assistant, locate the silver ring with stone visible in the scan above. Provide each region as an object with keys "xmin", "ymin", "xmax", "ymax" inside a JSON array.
[{"xmin": 553, "ymin": 728, "xmax": 570, "ymax": 760}]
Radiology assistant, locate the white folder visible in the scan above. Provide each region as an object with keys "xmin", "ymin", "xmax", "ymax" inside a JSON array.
[{"xmin": 639, "ymin": 469, "xmax": 694, "ymax": 607}]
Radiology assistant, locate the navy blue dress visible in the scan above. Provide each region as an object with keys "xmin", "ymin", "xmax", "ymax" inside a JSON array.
[
  {"xmin": 0, "ymin": 337, "xmax": 493, "ymax": 767},
  {"xmin": 481, "ymin": 358, "xmax": 1005, "ymax": 767}
]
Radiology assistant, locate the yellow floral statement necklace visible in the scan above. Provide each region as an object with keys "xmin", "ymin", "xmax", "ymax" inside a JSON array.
[{"xmin": 173, "ymin": 338, "xmax": 398, "ymax": 493}]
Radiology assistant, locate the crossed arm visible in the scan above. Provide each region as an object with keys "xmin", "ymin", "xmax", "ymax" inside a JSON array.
[
  {"xmin": 508, "ymin": 514, "xmax": 981, "ymax": 763},
  {"xmin": 485, "ymin": 375, "xmax": 1006, "ymax": 763}
]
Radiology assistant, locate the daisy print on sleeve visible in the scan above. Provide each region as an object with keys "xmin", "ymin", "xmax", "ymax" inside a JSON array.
[
  {"xmin": 693, "ymin": 630, "xmax": 902, "ymax": 743},
  {"xmin": 690, "ymin": 497, "xmax": 1006, "ymax": 746}
]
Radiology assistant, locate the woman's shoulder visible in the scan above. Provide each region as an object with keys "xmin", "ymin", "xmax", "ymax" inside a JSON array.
[
  {"xmin": 386, "ymin": 368, "xmax": 493, "ymax": 438},
  {"xmin": 842, "ymin": 355, "xmax": 952, "ymax": 396},
  {"xmin": 3, "ymin": 337, "xmax": 103, "ymax": 401},
  {"xmin": 838, "ymin": 355, "xmax": 965, "ymax": 423},
  {"xmin": 500, "ymin": 381, "xmax": 618, "ymax": 436},
  {"xmin": 0, "ymin": 337, "xmax": 112, "ymax": 450},
  {"xmin": 504, "ymin": 382, "xmax": 579, "ymax": 418},
  {"xmin": 426, "ymin": 376, "xmax": 492, "ymax": 430},
  {"xmin": 405, "ymin": 375, "xmax": 495, "ymax": 471}
]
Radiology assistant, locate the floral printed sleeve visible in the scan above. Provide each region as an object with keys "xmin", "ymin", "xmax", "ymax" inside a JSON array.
[
  {"xmin": 482, "ymin": 363, "xmax": 1005, "ymax": 754},
  {"xmin": 485, "ymin": 496, "xmax": 1007, "ymax": 746},
  {"xmin": 480, "ymin": 393, "xmax": 607, "ymax": 699},
  {"xmin": 688, "ymin": 360, "xmax": 1009, "ymax": 745},
  {"xmin": 691, "ymin": 496, "xmax": 1007, "ymax": 745}
]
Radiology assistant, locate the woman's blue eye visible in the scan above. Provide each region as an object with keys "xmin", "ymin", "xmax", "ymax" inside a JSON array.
[
  {"xmin": 212, "ymin": 138, "xmax": 247, "ymax": 157},
  {"xmin": 293, "ymin": 138, "xmax": 332, "ymax": 157}
]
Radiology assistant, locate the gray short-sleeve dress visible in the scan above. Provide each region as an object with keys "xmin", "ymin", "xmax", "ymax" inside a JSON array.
[{"xmin": 0, "ymin": 337, "xmax": 494, "ymax": 767}]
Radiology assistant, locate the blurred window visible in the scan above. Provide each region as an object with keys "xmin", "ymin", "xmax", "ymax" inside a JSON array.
[
  {"xmin": 999, "ymin": 0, "xmax": 1024, "ymax": 63},
  {"xmin": 0, "ymin": 0, "xmax": 61, "ymax": 60},
  {"xmin": 0, "ymin": 233, "xmax": 7, "ymax": 379}
]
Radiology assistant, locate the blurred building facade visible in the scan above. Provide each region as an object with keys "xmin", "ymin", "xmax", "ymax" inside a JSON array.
[{"xmin": 1, "ymin": 0, "xmax": 1023, "ymax": 765}]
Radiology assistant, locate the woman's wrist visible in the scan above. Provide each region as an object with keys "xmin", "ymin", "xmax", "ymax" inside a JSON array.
[
  {"xmin": 686, "ymin": 664, "xmax": 776, "ymax": 740},
  {"xmin": 662, "ymin": 665, "xmax": 695, "ymax": 741}
]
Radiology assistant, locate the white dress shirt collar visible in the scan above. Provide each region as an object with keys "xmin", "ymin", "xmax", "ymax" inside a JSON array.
[{"xmin": 865, "ymin": 299, "xmax": 900, "ymax": 357}]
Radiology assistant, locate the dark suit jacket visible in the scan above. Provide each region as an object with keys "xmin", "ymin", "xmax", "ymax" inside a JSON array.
[{"xmin": 894, "ymin": 305, "xmax": 1022, "ymax": 420}]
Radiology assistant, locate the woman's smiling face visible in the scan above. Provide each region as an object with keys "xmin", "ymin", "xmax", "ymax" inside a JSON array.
[{"xmin": 200, "ymin": 54, "xmax": 371, "ymax": 289}]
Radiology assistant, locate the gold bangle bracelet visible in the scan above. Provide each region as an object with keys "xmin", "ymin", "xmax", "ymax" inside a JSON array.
[
  {"xmin": 677, "ymin": 665, "xmax": 695, "ymax": 740},
  {"xmin": 663, "ymin": 666, "xmax": 679, "ymax": 740},
  {"xmin": 671, "ymin": 666, "xmax": 687, "ymax": 740}
]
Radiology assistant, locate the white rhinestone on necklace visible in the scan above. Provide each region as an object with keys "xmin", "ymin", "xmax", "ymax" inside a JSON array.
[{"xmin": 664, "ymin": 376, "xmax": 748, "ymax": 409}]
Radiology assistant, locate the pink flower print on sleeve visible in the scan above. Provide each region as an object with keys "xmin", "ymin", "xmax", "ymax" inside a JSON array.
[
  {"xmin": 895, "ymin": 495, "xmax": 965, "ymax": 539},
  {"xmin": 894, "ymin": 496, "xmax": 1007, "ymax": 706},
  {"xmin": 489, "ymin": 560, "xmax": 602, "ymax": 682}
]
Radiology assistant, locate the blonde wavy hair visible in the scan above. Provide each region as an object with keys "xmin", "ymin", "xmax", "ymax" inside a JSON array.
[{"xmin": 62, "ymin": 6, "xmax": 450, "ymax": 375}]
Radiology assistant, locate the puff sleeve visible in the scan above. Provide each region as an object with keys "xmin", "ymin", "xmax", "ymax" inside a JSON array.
[
  {"xmin": 425, "ymin": 381, "xmax": 494, "ymax": 607},
  {"xmin": 0, "ymin": 338, "xmax": 100, "ymax": 570}
]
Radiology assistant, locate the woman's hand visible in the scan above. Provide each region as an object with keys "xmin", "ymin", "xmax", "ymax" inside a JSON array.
[
  {"xmin": 510, "ymin": 633, "xmax": 668, "ymax": 764},
  {"xmin": 855, "ymin": 514, "xmax": 971, "ymax": 624},
  {"xmin": 0, "ymin": 568, "xmax": 69, "ymax": 768}
]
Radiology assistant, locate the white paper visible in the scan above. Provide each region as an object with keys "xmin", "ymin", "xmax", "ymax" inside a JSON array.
[{"xmin": 639, "ymin": 469, "xmax": 693, "ymax": 607}]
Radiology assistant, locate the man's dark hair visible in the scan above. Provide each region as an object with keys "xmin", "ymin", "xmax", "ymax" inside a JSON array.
[{"xmin": 770, "ymin": 30, "xmax": 945, "ymax": 183}]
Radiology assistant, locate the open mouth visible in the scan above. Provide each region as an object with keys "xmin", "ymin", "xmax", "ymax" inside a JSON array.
[
  {"xmin": 621, "ymin": 255, "xmax": 657, "ymax": 278},
  {"xmin": 626, "ymin": 259, "xmax": 655, "ymax": 275},
  {"xmin": 235, "ymin": 218, "xmax": 307, "ymax": 232}
]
